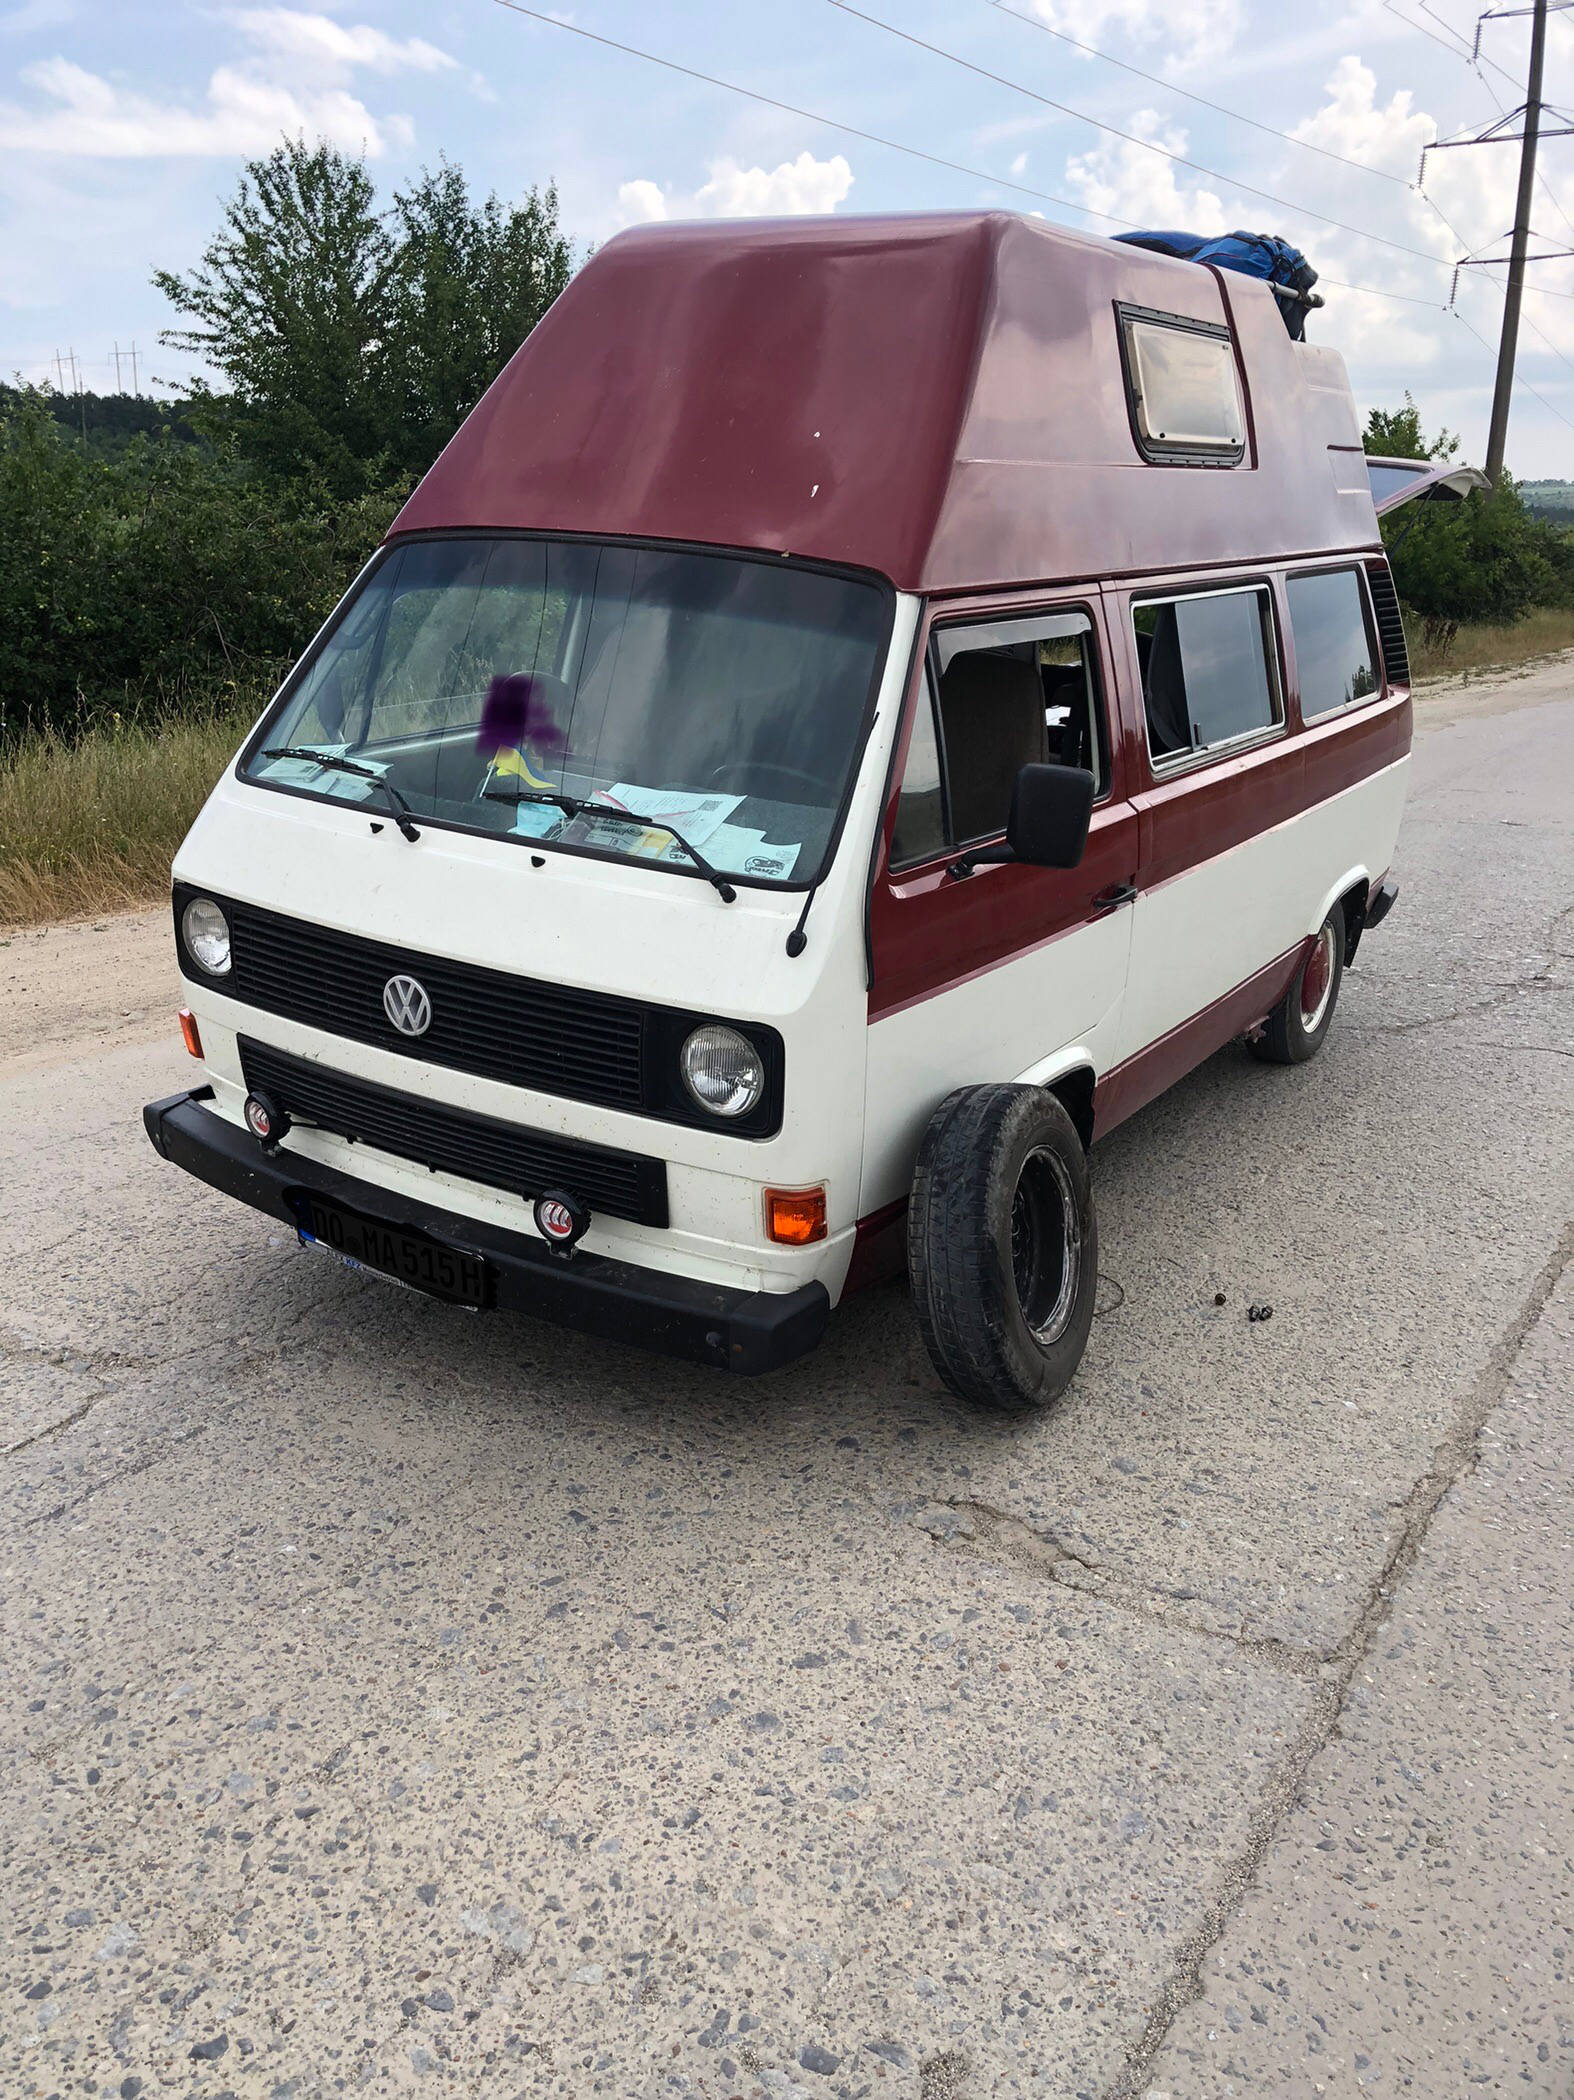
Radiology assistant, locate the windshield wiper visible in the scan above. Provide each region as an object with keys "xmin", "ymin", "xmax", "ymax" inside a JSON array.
[
  {"xmin": 482, "ymin": 787, "xmax": 737, "ymax": 902},
  {"xmin": 577, "ymin": 803, "xmax": 738, "ymax": 902},
  {"xmin": 262, "ymin": 746, "xmax": 421, "ymax": 842},
  {"xmin": 481, "ymin": 784, "xmax": 585, "ymax": 821}
]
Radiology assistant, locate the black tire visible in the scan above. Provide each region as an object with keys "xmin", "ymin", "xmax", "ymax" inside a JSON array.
[
  {"xmin": 1249, "ymin": 900, "xmax": 1346, "ymax": 1065},
  {"xmin": 908, "ymin": 1083, "xmax": 1098, "ymax": 1415}
]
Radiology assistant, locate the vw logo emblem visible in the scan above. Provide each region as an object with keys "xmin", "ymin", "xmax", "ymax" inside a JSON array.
[{"xmin": 383, "ymin": 974, "xmax": 432, "ymax": 1037}]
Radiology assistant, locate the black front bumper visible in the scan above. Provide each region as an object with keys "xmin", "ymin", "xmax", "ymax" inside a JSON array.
[{"xmin": 143, "ymin": 1089, "xmax": 828, "ymax": 1376}]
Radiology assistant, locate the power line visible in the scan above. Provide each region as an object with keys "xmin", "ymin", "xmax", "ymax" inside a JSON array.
[
  {"xmin": 994, "ymin": 0, "xmax": 1574, "ymax": 262},
  {"xmin": 1320, "ymin": 276, "xmax": 1450, "ymax": 305},
  {"xmin": 490, "ymin": 0, "xmax": 1127, "ymax": 225},
  {"xmin": 824, "ymin": 0, "xmax": 1455, "ymax": 266},
  {"xmin": 984, "ymin": 0, "xmax": 1413, "ymax": 188},
  {"xmin": 1388, "ymin": 0, "xmax": 1574, "ymax": 254},
  {"xmin": 484, "ymin": 0, "xmax": 1532, "ymax": 313},
  {"xmin": 985, "ymin": 0, "xmax": 1574, "ymax": 334},
  {"xmin": 1453, "ymin": 299, "xmax": 1574, "ymax": 427},
  {"xmin": 1385, "ymin": 0, "xmax": 1523, "ymax": 89}
]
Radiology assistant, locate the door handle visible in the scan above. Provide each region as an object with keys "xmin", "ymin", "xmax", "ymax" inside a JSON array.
[{"xmin": 1092, "ymin": 882, "xmax": 1137, "ymax": 914}]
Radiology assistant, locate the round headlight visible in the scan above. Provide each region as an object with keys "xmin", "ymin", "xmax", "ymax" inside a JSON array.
[
  {"xmin": 182, "ymin": 896, "xmax": 231, "ymax": 976},
  {"xmin": 680, "ymin": 1024, "xmax": 765, "ymax": 1118}
]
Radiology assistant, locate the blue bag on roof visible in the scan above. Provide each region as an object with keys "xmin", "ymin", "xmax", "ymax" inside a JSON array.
[{"xmin": 1113, "ymin": 229, "xmax": 1320, "ymax": 339}]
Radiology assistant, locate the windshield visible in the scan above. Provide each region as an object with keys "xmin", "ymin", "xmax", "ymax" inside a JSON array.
[{"xmin": 242, "ymin": 536, "xmax": 892, "ymax": 888}]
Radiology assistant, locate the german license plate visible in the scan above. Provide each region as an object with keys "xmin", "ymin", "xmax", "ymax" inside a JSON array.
[{"xmin": 289, "ymin": 1191, "xmax": 489, "ymax": 1308}]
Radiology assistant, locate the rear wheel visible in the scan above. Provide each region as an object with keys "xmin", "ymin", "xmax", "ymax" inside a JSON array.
[
  {"xmin": 1250, "ymin": 900, "xmax": 1345, "ymax": 1065},
  {"xmin": 908, "ymin": 1084, "xmax": 1098, "ymax": 1414}
]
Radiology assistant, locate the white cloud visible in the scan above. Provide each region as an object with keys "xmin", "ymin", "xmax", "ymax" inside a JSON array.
[
  {"xmin": 1272, "ymin": 54, "xmax": 1574, "ymax": 379},
  {"xmin": 617, "ymin": 150, "xmax": 853, "ymax": 224},
  {"xmin": 0, "ymin": 9, "xmax": 458, "ymax": 158},
  {"xmin": 1028, "ymin": 0, "xmax": 1244, "ymax": 67},
  {"xmin": 1063, "ymin": 109, "xmax": 1227, "ymax": 235},
  {"xmin": 616, "ymin": 177, "xmax": 667, "ymax": 224},
  {"xmin": 1010, "ymin": 150, "xmax": 1029, "ymax": 177},
  {"xmin": 1289, "ymin": 54, "xmax": 1433, "ymax": 186},
  {"xmin": 0, "ymin": 54, "xmax": 393, "ymax": 156},
  {"xmin": 233, "ymin": 10, "xmax": 458, "ymax": 78}
]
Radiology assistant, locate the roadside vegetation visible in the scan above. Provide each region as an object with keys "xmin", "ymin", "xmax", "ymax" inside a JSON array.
[
  {"xmin": 1407, "ymin": 604, "xmax": 1574, "ymax": 681},
  {"xmin": 2, "ymin": 156, "xmax": 1572, "ymax": 923},
  {"xmin": 1, "ymin": 137, "xmax": 573, "ymax": 923},
  {"xmin": 1366, "ymin": 395, "xmax": 1574, "ymax": 663},
  {"xmin": 0, "ymin": 702, "xmax": 256, "ymax": 924}
]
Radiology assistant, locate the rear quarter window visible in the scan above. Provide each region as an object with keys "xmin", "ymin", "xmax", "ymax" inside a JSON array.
[{"xmin": 1288, "ymin": 568, "xmax": 1380, "ymax": 720}]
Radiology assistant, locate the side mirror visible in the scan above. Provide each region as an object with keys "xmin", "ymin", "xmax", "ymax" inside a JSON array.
[{"xmin": 1006, "ymin": 762, "xmax": 1095, "ymax": 869}]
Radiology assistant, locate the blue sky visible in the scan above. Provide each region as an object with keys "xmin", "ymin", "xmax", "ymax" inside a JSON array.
[{"xmin": 5, "ymin": 0, "xmax": 1574, "ymax": 473}]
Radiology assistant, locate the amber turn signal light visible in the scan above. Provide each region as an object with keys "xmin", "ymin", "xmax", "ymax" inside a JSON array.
[
  {"xmin": 765, "ymin": 1186, "xmax": 827, "ymax": 1246},
  {"xmin": 178, "ymin": 1008, "xmax": 203, "ymax": 1059}
]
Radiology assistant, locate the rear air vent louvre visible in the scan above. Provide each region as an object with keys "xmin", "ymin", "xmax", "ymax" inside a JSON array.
[{"xmin": 1365, "ymin": 559, "xmax": 1410, "ymax": 689}]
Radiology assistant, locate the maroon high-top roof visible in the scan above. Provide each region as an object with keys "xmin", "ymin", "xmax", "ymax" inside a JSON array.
[{"xmin": 389, "ymin": 210, "xmax": 1378, "ymax": 592}]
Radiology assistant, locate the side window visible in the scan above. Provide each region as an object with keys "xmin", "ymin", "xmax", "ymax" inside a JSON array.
[
  {"xmin": 1287, "ymin": 568, "xmax": 1379, "ymax": 720},
  {"xmin": 1118, "ymin": 306, "xmax": 1245, "ymax": 465},
  {"xmin": 1132, "ymin": 587, "xmax": 1281, "ymax": 766},
  {"xmin": 890, "ymin": 612, "xmax": 1106, "ymax": 866}
]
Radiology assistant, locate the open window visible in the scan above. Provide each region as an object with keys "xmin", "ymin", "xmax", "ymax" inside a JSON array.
[
  {"xmin": 890, "ymin": 611, "xmax": 1106, "ymax": 869},
  {"xmin": 1117, "ymin": 304, "xmax": 1245, "ymax": 466},
  {"xmin": 1132, "ymin": 585, "xmax": 1282, "ymax": 768}
]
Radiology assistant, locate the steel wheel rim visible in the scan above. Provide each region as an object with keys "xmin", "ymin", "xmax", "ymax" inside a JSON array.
[
  {"xmin": 1300, "ymin": 923, "xmax": 1337, "ymax": 1033},
  {"xmin": 1009, "ymin": 1146, "xmax": 1081, "ymax": 1346}
]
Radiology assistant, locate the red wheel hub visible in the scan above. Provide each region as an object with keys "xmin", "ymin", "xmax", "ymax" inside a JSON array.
[{"xmin": 1300, "ymin": 936, "xmax": 1332, "ymax": 1023}]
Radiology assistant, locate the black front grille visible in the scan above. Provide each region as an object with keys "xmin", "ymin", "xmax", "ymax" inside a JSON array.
[
  {"xmin": 240, "ymin": 1038, "xmax": 668, "ymax": 1227},
  {"xmin": 220, "ymin": 898, "xmax": 647, "ymax": 1111},
  {"xmin": 1366, "ymin": 559, "xmax": 1410, "ymax": 689}
]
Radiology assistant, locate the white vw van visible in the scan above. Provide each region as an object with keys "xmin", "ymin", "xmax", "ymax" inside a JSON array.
[{"xmin": 145, "ymin": 213, "xmax": 1465, "ymax": 1412}]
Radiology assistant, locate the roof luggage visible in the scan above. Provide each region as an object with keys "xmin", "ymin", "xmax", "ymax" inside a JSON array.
[{"xmin": 1114, "ymin": 229, "xmax": 1323, "ymax": 338}]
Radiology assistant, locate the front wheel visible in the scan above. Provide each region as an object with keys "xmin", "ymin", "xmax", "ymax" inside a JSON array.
[
  {"xmin": 908, "ymin": 1084, "xmax": 1099, "ymax": 1414},
  {"xmin": 1249, "ymin": 900, "xmax": 1346, "ymax": 1065}
]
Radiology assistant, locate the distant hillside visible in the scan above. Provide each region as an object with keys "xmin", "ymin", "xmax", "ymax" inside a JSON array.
[{"xmin": 1518, "ymin": 479, "xmax": 1574, "ymax": 521}]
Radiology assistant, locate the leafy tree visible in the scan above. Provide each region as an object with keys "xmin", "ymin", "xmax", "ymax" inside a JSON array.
[
  {"xmin": 386, "ymin": 161, "xmax": 574, "ymax": 477},
  {"xmin": 155, "ymin": 140, "xmax": 575, "ymax": 493},
  {"xmin": 154, "ymin": 138, "xmax": 401, "ymax": 496},
  {"xmin": 1362, "ymin": 392, "xmax": 1459, "ymax": 462}
]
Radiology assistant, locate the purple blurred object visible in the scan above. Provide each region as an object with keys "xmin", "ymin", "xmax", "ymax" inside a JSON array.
[{"xmin": 476, "ymin": 673, "xmax": 566, "ymax": 758}]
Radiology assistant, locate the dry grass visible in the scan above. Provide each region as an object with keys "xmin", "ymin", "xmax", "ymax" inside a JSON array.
[
  {"xmin": 0, "ymin": 707, "xmax": 254, "ymax": 926},
  {"xmin": 1408, "ymin": 606, "xmax": 1574, "ymax": 682}
]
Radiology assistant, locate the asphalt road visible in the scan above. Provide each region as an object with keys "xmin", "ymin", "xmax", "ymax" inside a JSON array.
[{"xmin": 3, "ymin": 667, "xmax": 1572, "ymax": 2100}]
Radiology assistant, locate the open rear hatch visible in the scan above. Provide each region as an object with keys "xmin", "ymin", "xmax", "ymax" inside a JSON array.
[{"xmin": 1367, "ymin": 456, "xmax": 1490, "ymax": 516}]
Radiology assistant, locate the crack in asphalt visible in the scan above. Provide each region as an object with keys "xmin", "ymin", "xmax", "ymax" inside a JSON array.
[
  {"xmin": 1351, "ymin": 973, "xmax": 1559, "ymax": 1039},
  {"xmin": 912, "ymin": 1497, "xmax": 1328, "ymax": 1681},
  {"xmin": 1098, "ymin": 1214, "xmax": 1574, "ymax": 2100},
  {"xmin": 4, "ymin": 1397, "xmax": 104, "ymax": 1458},
  {"xmin": 5, "ymin": 1277, "xmax": 370, "ymax": 1521}
]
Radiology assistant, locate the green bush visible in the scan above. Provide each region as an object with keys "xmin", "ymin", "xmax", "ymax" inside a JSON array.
[{"xmin": 0, "ymin": 388, "xmax": 400, "ymax": 739}]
